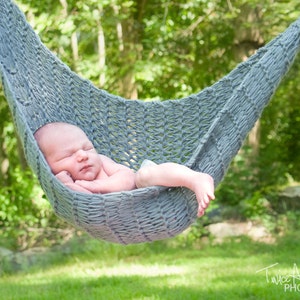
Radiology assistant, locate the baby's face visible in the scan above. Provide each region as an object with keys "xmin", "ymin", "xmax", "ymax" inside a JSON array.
[{"xmin": 35, "ymin": 123, "xmax": 102, "ymax": 181}]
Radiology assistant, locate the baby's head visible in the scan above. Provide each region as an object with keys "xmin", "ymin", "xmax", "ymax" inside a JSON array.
[
  {"xmin": 34, "ymin": 122, "xmax": 87, "ymax": 156},
  {"xmin": 34, "ymin": 122, "xmax": 101, "ymax": 181}
]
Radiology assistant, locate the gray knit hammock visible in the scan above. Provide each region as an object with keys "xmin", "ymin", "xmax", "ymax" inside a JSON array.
[{"xmin": 1, "ymin": 0, "xmax": 300, "ymax": 244}]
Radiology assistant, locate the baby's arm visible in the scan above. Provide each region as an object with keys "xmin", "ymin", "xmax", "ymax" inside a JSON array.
[
  {"xmin": 135, "ymin": 162, "xmax": 215, "ymax": 217},
  {"xmin": 75, "ymin": 155, "xmax": 136, "ymax": 193}
]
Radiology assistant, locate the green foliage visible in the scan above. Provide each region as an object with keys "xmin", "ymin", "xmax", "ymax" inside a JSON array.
[
  {"xmin": 0, "ymin": 168, "xmax": 37, "ymax": 229},
  {"xmin": 0, "ymin": 165, "xmax": 57, "ymax": 248},
  {"xmin": 0, "ymin": 94, "xmax": 57, "ymax": 249},
  {"xmin": 259, "ymin": 55, "xmax": 300, "ymax": 182},
  {"xmin": 216, "ymin": 146, "xmax": 261, "ymax": 207}
]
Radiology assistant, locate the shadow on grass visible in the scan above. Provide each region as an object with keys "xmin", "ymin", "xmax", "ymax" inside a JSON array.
[
  {"xmin": 0, "ymin": 232, "xmax": 300, "ymax": 300},
  {"xmin": 1, "ymin": 233, "xmax": 300, "ymax": 300},
  {"xmin": 1, "ymin": 270, "xmax": 299, "ymax": 300},
  {"xmin": 2, "ymin": 232, "xmax": 300, "ymax": 274}
]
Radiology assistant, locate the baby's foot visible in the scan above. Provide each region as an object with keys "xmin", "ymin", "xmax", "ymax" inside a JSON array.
[{"xmin": 194, "ymin": 173, "xmax": 215, "ymax": 217}]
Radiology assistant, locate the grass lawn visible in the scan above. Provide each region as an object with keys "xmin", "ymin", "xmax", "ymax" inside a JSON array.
[{"xmin": 1, "ymin": 232, "xmax": 300, "ymax": 300}]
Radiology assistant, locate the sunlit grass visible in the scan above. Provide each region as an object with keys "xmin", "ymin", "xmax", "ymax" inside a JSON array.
[{"xmin": 1, "ymin": 234, "xmax": 300, "ymax": 299}]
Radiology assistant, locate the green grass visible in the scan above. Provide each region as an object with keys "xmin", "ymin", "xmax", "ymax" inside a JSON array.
[{"xmin": 1, "ymin": 233, "xmax": 300, "ymax": 300}]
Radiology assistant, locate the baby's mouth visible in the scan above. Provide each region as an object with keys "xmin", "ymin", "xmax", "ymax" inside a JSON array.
[{"xmin": 80, "ymin": 164, "xmax": 92, "ymax": 172}]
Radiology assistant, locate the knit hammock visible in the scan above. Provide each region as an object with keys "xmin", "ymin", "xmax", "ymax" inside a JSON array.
[{"xmin": 1, "ymin": 0, "xmax": 300, "ymax": 244}]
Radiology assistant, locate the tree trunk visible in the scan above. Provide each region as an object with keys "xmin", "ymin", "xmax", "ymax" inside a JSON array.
[
  {"xmin": 71, "ymin": 32, "xmax": 79, "ymax": 71},
  {"xmin": 233, "ymin": 4, "xmax": 264, "ymax": 61},
  {"xmin": 118, "ymin": 19, "xmax": 139, "ymax": 99},
  {"xmin": 116, "ymin": 0, "xmax": 147, "ymax": 99},
  {"xmin": 60, "ymin": 0, "xmax": 79, "ymax": 71},
  {"xmin": 97, "ymin": 6, "xmax": 106, "ymax": 87},
  {"xmin": 233, "ymin": 4, "xmax": 264, "ymax": 155}
]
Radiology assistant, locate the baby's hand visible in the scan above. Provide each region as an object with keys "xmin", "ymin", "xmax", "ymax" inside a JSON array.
[
  {"xmin": 55, "ymin": 171, "xmax": 92, "ymax": 193},
  {"xmin": 55, "ymin": 171, "xmax": 73, "ymax": 184}
]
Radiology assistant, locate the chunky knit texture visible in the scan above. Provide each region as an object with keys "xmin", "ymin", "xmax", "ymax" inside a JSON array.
[{"xmin": 1, "ymin": 0, "xmax": 300, "ymax": 244}]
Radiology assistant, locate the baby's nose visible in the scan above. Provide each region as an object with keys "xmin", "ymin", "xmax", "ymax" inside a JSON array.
[{"xmin": 76, "ymin": 149, "xmax": 88, "ymax": 161}]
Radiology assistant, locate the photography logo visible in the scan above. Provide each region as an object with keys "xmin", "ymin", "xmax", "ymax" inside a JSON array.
[{"xmin": 256, "ymin": 263, "xmax": 300, "ymax": 292}]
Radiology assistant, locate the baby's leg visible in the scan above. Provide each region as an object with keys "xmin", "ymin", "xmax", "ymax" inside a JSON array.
[{"xmin": 135, "ymin": 162, "xmax": 215, "ymax": 216}]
